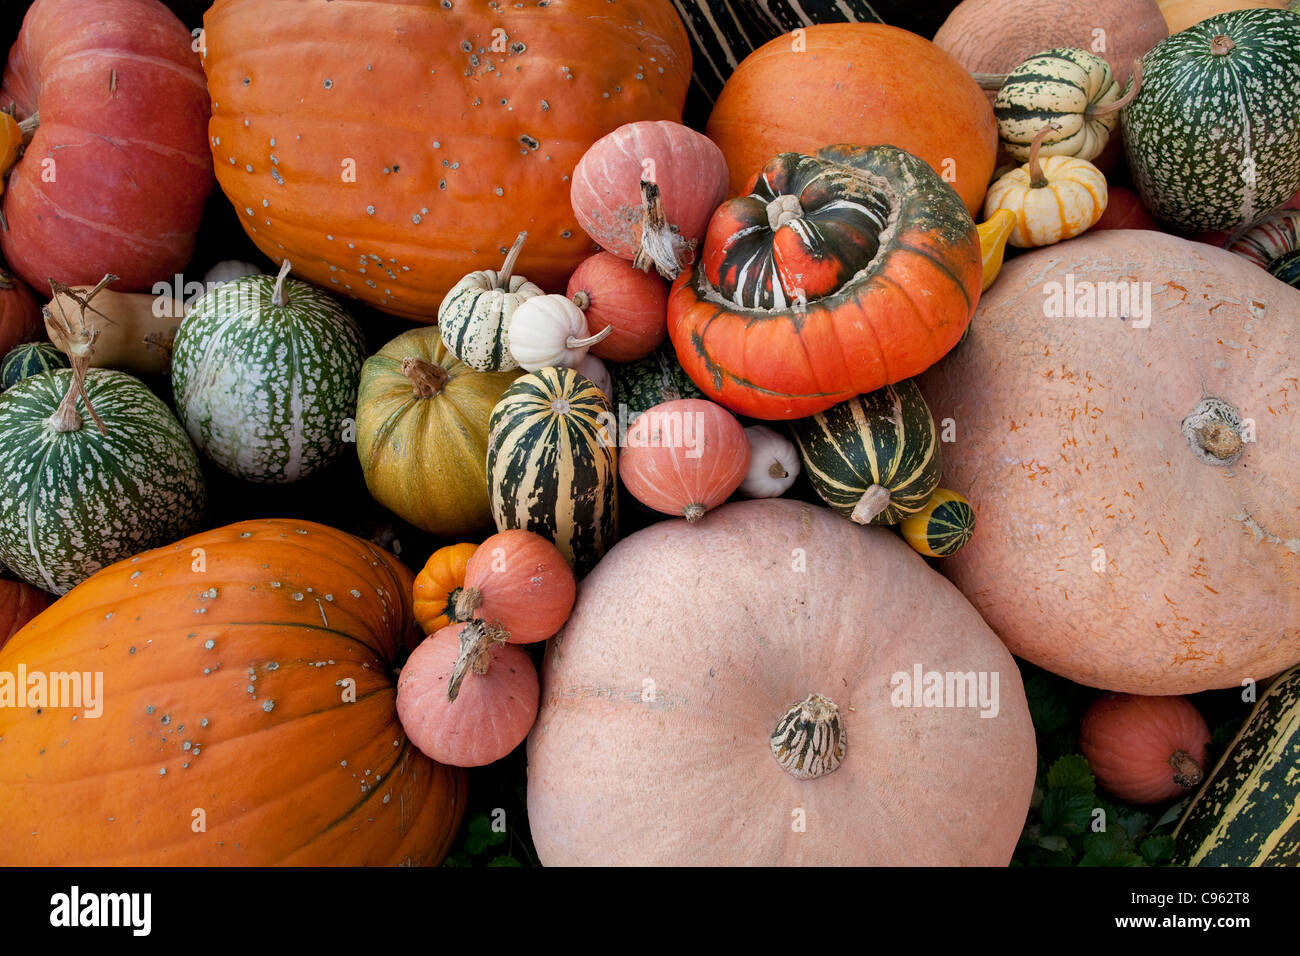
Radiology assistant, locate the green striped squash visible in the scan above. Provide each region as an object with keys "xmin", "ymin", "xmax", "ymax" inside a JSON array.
[
  {"xmin": 487, "ymin": 366, "xmax": 618, "ymax": 577},
  {"xmin": 790, "ymin": 379, "xmax": 941, "ymax": 525},
  {"xmin": 437, "ymin": 233, "xmax": 543, "ymax": 373},
  {"xmin": 610, "ymin": 343, "xmax": 704, "ymax": 426},
  {"xmin": 172, "ymin": 265, "xmax": 366, "ymax": 484},
  {"xmin": 1173, "ymin": 665, "xmax": 1300, "ymax": 866},
  {"xmin": 900, "ymin": 488, "xmax": 975, "ymax": 557},
  {"xmin": 1122, "ymin": 9, "xmax": 1300, "ymax": 232},
  {"xmin": 1268, "ymin": 249, "xmax": 1300, "ymax": 288},
  {"xmin": 0, "ymin": 368, "xmax": 206, "ymax": 594},
  {"xmin": 1, "ymin": 342, "xmax": 69, "ymax": 390},
  {"xmin": 993, "ymin": 48, "xmax": 1124, "ymax": 162}
]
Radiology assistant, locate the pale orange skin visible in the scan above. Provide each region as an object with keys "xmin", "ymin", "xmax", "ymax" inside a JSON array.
[
  {"xmin": 706, "ymin": 24, "xmax": 996, "ymax": 217},
  {"xmin": 1079, "ymin": 693, "xmax": 1210, "ymax": 804},
  {"xmin": 527, "ymin": 499, "xmax": 1037, "ymax": 865},
  {"xmin": 1158, "ymin": 0, "xmax": 1292, "ymax": 35},
  {"xmin": 918, "ymin": 230, "xmax": 1300, "ymax": 695}
]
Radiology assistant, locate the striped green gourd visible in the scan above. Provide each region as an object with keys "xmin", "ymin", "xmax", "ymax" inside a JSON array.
[
  {"xmin": 1227, "ymin": 210, "xmax": 1300, "ymax": 288},
  {"xmin": 993, "ymin": 48, "xmax": 1128, "ymax": 162},
  {"xmin": 1173, "ymin": 665, "xmax": 1300, "ymax": 866},
  {"xmin": 438, "ymin": 231, "xmax": 543, "ymax": 373},
  {"xmin": 790, "ymin": 379, "xmax": 941, "ymax": 525},
  {"xmin": 1268, "ymin": 250, "xmax": 1300, "ymax": 288},
  {"xmin": 900, "ymin": 488, "xmax": 975, "ymax": 558},
  {"xmin": 172, "ymin": 261, "xmax": 365, "ymax": 484},
  {"xmin": 610, "ymin": 342, "xmax": 704, "ymax": 427},
  {"xmin": 1122, "ymin": 9, "xmax": 1300, "ymax": 232},
  {"xmin": 487, "ymin": 366, "xmax": 618, "ymax": 577},
  {"xmin": 0, "ymin": 367, "xmax": 205, "ymax": 594},
  {"xmin": 1, "ymin": 342, "xmax": 69, "ymax": 390}
]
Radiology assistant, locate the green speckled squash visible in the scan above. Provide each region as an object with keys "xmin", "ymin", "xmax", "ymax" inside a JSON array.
[
  {"xmin": 356, "ymin": 327, "xmax": 519, "ymax": 536},
  {"xmin": 1122, "ymin": 9, "xmax": 1300, "ymax": 231},
  {"xmin": 609, "ymin": 342, "xmax": 704, "ymax": 426},
  {"xmin": 993, "ymin": 48, "xmax": 1129, "ymax": 162},
  {"xmin": 901, "ymin": 488, "xmax": 976, "ymax": 557},
  {"xmin": 790, "ymin": 379, "xmax": 941, "ymax": 525},
  {"xmin": 0, "ymin": 368, "xmax": 206, "ymax": 594},
  {"xmin": 1, "ymin": 342, "xmax": 68, "ymax": 390},
  {"xmin": 487, "ymin": 367, "xmax": 618, "ymax": 577},
  {"xmin": 172, "ymin": 261, "xmax": 365, "ymax": 484},
  {"xmin": 438, "ymin": 232, "xmax": 544, "ymax": 372}
]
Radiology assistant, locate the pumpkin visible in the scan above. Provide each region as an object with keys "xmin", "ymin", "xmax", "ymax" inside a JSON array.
[
  {"xmin": 566, "ymin": 252, "xmax": 669, "ymax": 363},
  {"xmin": 201, "ymin": 0, "xmax": 692, "ymax": 319},
  {"xmin": 0, "ymin": 264, "xmax": 40, "ymax": 357},
  {"xmin": 487, "ymin": 366, "xmax": 619, "ymax": 577},
  {"xmin": 668, "ymin": 144, "xmax": 981, "ymax": 420},
  {"xmin": 0, "ymin": 578, "xmax": 49, "ymax": 647},
  {"xmin": 0, "ymin": 0, "xmax": 214, "ymax": 293},
  {"xmin": 1079, "ymin": 693, "xmax": 1211, "ymax": 804},
  {"xmin": 438, "ymin": 232, "xmax": 543, "ymax": 373},
  {"xmin": 1159, "ymin": 0, "xmax": 1294, "ymax": 34},
  {"xmin": 916, "ymin": 229, "xmax": 1300, "ymax": 695},
  {"xmin": 0, "ymin": 519, "xmax": 468, "ymax": 865},
  {"xmin": 355, "ymin": 327, "xmax": 519, "ymax": 537},
  {"xmin": 1, "ymin": 340, "xmax": 67, "ymax": 390},
  {"xmin": 619, "ymin": 398, "xmax": 750, "ymax": 521},
  {"xmin": 901, "ymin": 488, "xmax": 977, "ymax": 558},
  {"xmin": 572, "ymin": 352, "xmax": 612, "ymax": 403},
  {"xmin": 525, "ymin": 498, "xmax": 1037, "ymax": 865},
  {"xmin": 172, "ymin": 261, "xmax": 366, "ymax": 484},
  {"xmin": 456, "ymin": 529, "xmax": 575, "ymax": 644},
  {"xmin": 1121, "ymin": 9, "xmax": 1300, "ymax": 232},
  {"xmin": 413, "ymin": 543, "xmax": 479, "ymax": 636},
  {"xmin": 984, "ymin": 124, "xmax": 1108, "ymax": 247},
  {"xmin": 1092, "ymin": 185, "xmax": 1162, "ymax": 231},
  {"xmin": 1268, "ymin": 250, "xmax": 1300, "ymax": 286},
  {"xmin": 707, "ymin": 24, "xmax": 996, "ymax": 217},
  {"xmin": 570, "ymin": 121, "xmax": 729, "ymax": 279},
  {"xmin": 397, "ymin": 623, "xmax": 539, "ymax": 769},
  {"xmin": 203, "ymin": 260, "xmax": 262, "ymax": 286},
  {"xmin": 977, "ymin": 209, "xmax": 1017, "ymax": 292},
  {"xmin": 46, "ymin": 280, "xmax": 185, "ymax": 377},
  {"xmin": 739, "ymin": 425, "xmax": 801, "ymax": 499},
  {"xmin": 790, "ymin": 380, "xmax": 942, "ymax": 526},
  {"xmin": 506, "ymin": 294, "xmax": 611, "ymax": 372},
  {"xmin": 1226, "ymin": 209, "xmax": 1300, "ymax": 281}
]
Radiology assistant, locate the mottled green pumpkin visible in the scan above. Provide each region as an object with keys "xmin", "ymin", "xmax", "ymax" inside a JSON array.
[{"xmin": 1, "ymin": 342, "xmax": 68, "ymax": 390}]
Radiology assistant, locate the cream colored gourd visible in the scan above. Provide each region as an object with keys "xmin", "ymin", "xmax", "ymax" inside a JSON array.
[
  {"xmin": 203, "ymin": 259, "xmax": 261, "ymax": 286},
  {"xmin": 572, "ymin": 352, "xmax": 612, "ymax": 402},
  {"xmin": 438, "ymin": 232, "xmax": 544, "ymax": 372},
  {"xmin": 739, "ymin": 425, "xmax": 800, "ymax": 498},
  {"xmin": 526, "ymin": 498, "xmax": 1037, "ymax": 865},
  {"xmin": 917, "ymin": 230, "xmax": 1300, "ymax": 695},
  {"xmin": 506, "ymin": 294, "xmax": 611, "ymax": 371},
  {"xmin": 984, "ymin": 124, "xmax": 1108, "ymax": 247},
  {"xmin": 45, "ymin": 276, "xmax": 185, "ymax": 376}
]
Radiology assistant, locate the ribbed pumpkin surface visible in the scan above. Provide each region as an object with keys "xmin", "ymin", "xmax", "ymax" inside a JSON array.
[{"xmin": 0, "ymin": 520, "xmax": 468, "ymax": 865}]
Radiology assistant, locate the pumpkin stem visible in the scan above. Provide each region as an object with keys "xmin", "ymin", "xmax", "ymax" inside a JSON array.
[
  {"xmin": 0, "ymin": 268, "xmax": 13, "ymax": 291},
  {"xmin": 632, "ymin": 180, "xmax": 693, "ymax": 280},
  {"xmin": 1209, "ymin": 34, "xmax": 1235, "ymax": 56},
  {"xmin": 270, "ymin": 258, "xmax": 293, "ymax": 307},
  {"xmin": 17, "ymin": 110, "xmax": 38, "ymax": 139},
  {"xmin": 401, "ymin": 357, "xmax": 450, "ymax": 398},
  {"xmin": 1026, "ymin": 123, "xmax": 1061, "ymax": 189},
  {"xmin": 771, "ymin": 692, "xmax": 846, "ymax": 779},
  {"xmin": 1088, "ymin": 59, "xmax": 1143, "ymax": 118},
  {"xmin": 565, "ymin": 324, "xmax": 613, "ymax": 350},
  {"xmin": 768, "ymin": 460, "xmax": 789, "ymax": 480},
  {"xmin": 496, "ymin": 231, "xmax": 529, "ymax": 289},
  {"xmin": 851, "ymin": 484, "xmax": 892, "ymax": 525},
  {"xmin": 766, "ymin": 194, "xmax": 804, "ymax": 232},
  {"xmin": 446, "ymin": 620, "xmax": 496, "ymax": 703},
  {"xmin": 1169, "ymin": 750, "xmax": 1203, "ymax": 789},
  {"xmin": 683, "ymin": 503, "xmax": 707, "ymax": 522},
  {"xmin": 571, "ymin": 289, "xmax": 591, "ymax": 311},
  {"xmin": 46, "ymin": 274, "xmax": 116, "ymax": 437},
  {"xmin": 1181, "ymin": 397, "xmax": 1245, "ymax": 465},
  {"xmin": 454, "ymin": 585, "xmax": 484, "ymax": 621}
]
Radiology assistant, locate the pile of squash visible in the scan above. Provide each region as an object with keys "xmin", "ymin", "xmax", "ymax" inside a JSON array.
[{"xmin": 0, "ymin": 0, "xmax": 1296, "ymax": 868}]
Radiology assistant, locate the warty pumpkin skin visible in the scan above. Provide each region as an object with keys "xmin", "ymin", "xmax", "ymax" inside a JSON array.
[
  {"xmin": 201, "ymin": 0, "xmax": 692, "ymax": 320},
  {"xmin": 0, "ymin": 519, "xmax": 468, "ymax": 866},
  {"xmin": 917, "ymin": 230, "xmax": 1300, "ymax": 695},
  {"xmin": 526, "ymin": 498, "xmax": 1036, "ymax": 865}
]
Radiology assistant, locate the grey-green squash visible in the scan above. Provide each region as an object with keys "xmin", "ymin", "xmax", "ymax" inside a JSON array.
[
  {"xmin": 610, "ymin": 343, "xmax": 704, "ymax": 426},
  {"xmin": 171, "ymin": 261, "xmax": 366, "ymax": 484},
  {"xmin": 0, "ymin": 367, "xmax": 206, "ymax": 594},
  {"xmin": 1, "ymin": 342, "xmax": 68, "ymax": 391},
  {"xmin": 487, "ymin": 366, "xmax": 618, "ymax": 577},
  {"xmin": 438, "ymin": 232, "xmax": 543, "ymax": 373}
]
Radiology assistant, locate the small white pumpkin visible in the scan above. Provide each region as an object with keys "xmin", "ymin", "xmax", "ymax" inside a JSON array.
[
  {"xmin": 507, "ymin": 294, "xmax": 611, "ymax": 371},
  {"xmin": 203, "ymin": 259, "xmax": 262, "ymax": 286},
  {"xmin": 739, "ymin": 425, "xmax": 801, "ymax": 498},
  {"xmin": 438, "ymin": 231, "xmax": 544, "ymax": 372},
  {"xmin": 573, "ymin": 352, "xmax": 612, "ymax": 403}
]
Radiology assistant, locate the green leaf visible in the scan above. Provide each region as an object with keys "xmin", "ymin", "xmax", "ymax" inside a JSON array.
[
  {"xmin": 1046, "ymin": 754, "xmax": 1095, "ymax": 794},
  {"xmin": 1079, "ymin": 830, "xmax": 1144, "ymax": 867},
  {"xmin": 487, "ymin": 855, "xmax": 524, "ymax": 867},
  {"xmin": 1154, "ymin": 796, "xmax": 1193, "ymax": 830},
  {"xmin": 1139, "ymin": 834, "xmax": 1175, "ymax": 864},
  {"xmin": 441, "ymin": 853, "xmax": 472, "ymax": 868},
  {"xmin": 1025, "ymin": 674, "xmax": 1071, "ymax": 735},
  {"xmin": 1040, "ymin": 789, "xmax": 1095, "ymax": 835},
  {"xmin": 1037, "ymin": 834, "xmax": 1069, "ymax": 852}
]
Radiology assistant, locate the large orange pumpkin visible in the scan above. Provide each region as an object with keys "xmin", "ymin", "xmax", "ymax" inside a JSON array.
[
  {"xmin": 706, "ymin": 24, "xmax": 996, "ymax": 217},
  {"xmin": 201, "ymin": 0, "xmax": 691, "ymax": 320},
  {"xmin": 0, "ymin": 520, "xmax": 467, "ymax": 865}
]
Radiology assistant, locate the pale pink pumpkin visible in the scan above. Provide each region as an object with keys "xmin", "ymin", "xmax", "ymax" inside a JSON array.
[
  {"xmin": 1080, "ymin": 693, "xmax": 1210, "ymax": 803},
  {"xmin": 456, "ymin": 529, "xmax": 575, "ymax": 645},
  {"xmin": 567, "ymin": 252, "xmax": 669, "ymax": 362},
  {"xmin": 397, "ymin": 624, "xmax": 540, "ymax": 768},
  {"xmin": 619, "ymin": 398, "xmax": 750, "ymax": 521}
]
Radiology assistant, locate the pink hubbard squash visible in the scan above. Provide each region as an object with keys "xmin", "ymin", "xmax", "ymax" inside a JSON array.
[
  {"xmin": 1079, "ymin": 693, "xmax": 1210, "ymax": 803},
  {"xmin": 527, "ymin": 498, "xmax": 1037, "ymax": 865},
  {"xmin": 918, "ymin": 229, "xmax": 1299, "ymax": 695},
  {"xmin": 0, "ymin": 0, "xmax": 214, "ymax": 292}
]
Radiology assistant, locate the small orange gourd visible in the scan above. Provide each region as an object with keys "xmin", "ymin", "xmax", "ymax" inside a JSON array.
[
  {"xmin": 983, "ymin": 123, "xmax": 1108, "ymax": 247},
  {"xmin": 412, "ymin": 542, "xmax": 479, "ymax": 635},
  {"xmin": 1080, "ymin": 693, "xmax": 1211, "ymax": 803}
]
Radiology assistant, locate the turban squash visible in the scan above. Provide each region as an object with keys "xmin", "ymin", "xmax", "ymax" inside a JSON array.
[
  {"xmin": 667, "ymin": 144, "xmax": 981, "ymax": 420},
  {"xmin": 0, "ymin": 520, "xmax": 467, "ymax": 865}
]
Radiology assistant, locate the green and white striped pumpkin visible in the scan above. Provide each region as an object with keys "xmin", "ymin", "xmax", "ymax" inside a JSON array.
[
  {"xmin": 1173, "ymin": 665, "xmax": 1300, "ymax": 866},
  {"xmin": 171, "ymin": 262, "xmax": 366, "ymax": 484},
  {"xmin": 790, "ymin": 379, "xmax": 941, "ymax": 525},
  {"xmin": 438, "ymin": 232, "xmax": 543, "ymax": 373},
  {"xmin": 1122, "ymin": 9, "xmax": 1300, "ymax": 232},
  {"xmin": 1227, "ymin": 209, "xmax": 1300, "ymax": 288},
  {"xmin": 0, "ymin": 368, "xmax": 206, "ymax": 594},
  {"xmin": 994, "ymin": 48, "xmax": 1125, "ymax": 162},
  {"xmin": 610, "ymin": 342, "xmax": 704, "ymax": 426},
  {"xmin": 1, "ymin": 342, "xmax": 69, "ymax": 390},
  {"xmin": 900, "ymin": 488, "xmax": 975, "ymax": 557},
  {"xmin": 487, "ymin": 366, "xmax": 618, "ymax": 577}
]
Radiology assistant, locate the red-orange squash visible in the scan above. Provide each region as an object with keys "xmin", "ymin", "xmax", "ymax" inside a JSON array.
[
  {"xmin": 918, "ymin": 230, "xmax": 1300, "ymax": 694},
  {"xmin": 567, "ymin": 252, "xmax": 669, "ymax": 363},
  {"xmin": 0, "ymin": 578, "xmax": 49, "ymax": 648},
  {"xmin": 0, "ymin": 519, "xmax": 468, "ymax": 865},
  {"xmin": 0, "ymin": 264, "xmax": 41, "ymax": 357},
  {"xmin": 458, "ymin": 529, "xmax": 575, "ymax": 644},
  {"xmin": 707, "ymin": 24, "xmax": 997, "ymax": 217},
  {"xmin": 201, "ymin": 0, "xmax": 692, "ymax": 320},
  {"xmin": 1080, "ymin": 693, "xmax": 1211, "ymax": 803}
]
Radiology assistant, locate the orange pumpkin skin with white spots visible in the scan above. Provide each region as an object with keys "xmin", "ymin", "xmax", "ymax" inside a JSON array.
[
  {"xmin": 200, "ymin": 0, "xmax": 691, "ymax": 320},
  {"xmin": 0, "ymin": 520, "xmax": 467, "ymax": 865}
]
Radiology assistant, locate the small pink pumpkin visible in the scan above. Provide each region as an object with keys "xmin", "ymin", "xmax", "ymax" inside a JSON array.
[{"xmin": 567, "ymin": 252, "xmax": 669, "ymax": 362}]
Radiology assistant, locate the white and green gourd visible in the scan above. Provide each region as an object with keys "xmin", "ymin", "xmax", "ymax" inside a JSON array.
[
  {"xmin": 438, "ymin": 231, "xmax": 544, "ymax": 372},
  {"xmin": 171, "ymin": 260, "xmax": 366, "ymax": 484}
]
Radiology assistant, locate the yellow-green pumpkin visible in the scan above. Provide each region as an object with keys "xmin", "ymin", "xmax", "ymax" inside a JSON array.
[{"xmin": 356, "ymin": 327, "xmax": 518, "ymax": 536}]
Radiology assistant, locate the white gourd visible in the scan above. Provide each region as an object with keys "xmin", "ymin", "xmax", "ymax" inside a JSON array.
[
  {"xmin": 507, "ymin": 294, "xmax": 611, "ymax": 371},
  {"xmin": 438, "ymin": 232, "xmax": 544, "ymax": 372},
  {"xmin": 739, "ymin": 425, "xmax": 800, "ymax": 498}
]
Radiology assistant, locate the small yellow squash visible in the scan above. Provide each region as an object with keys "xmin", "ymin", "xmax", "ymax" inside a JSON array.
[{"xmin": 984, "ymin": 124, "xmax": 1108, "ymax": 247}]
